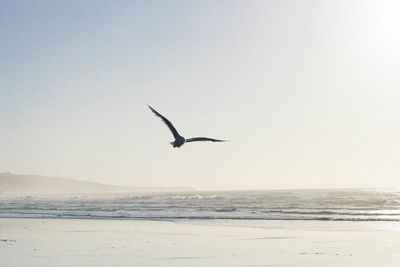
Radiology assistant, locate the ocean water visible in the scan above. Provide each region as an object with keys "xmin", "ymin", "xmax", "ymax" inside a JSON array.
[{"xmin": 0, "ymin": 188, "xmax": 399, "ymax": 221}]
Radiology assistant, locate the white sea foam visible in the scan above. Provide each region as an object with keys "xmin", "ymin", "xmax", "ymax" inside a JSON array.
[{"xmin": 0, "ymin": 188, "xmax": 399, "ymax": 221}]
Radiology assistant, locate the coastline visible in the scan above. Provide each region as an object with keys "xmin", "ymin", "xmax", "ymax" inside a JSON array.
[{"xmin": 1, "ymin": 218, "xmax": 399, "ymax": 267}]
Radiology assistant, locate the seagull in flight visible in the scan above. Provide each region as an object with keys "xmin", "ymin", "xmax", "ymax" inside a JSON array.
[{"xmin": 148, "ymin": 105, "xmax": 226, "ymax": 148}]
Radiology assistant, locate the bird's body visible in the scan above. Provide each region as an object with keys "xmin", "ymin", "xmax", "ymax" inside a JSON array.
[
  {"xmin": 171, "ymin": 136, "xmax": 186, "ymax": 148},
  {"xmin": 148, "ymin": 105, "xmax": 226, "ymax": 148}
]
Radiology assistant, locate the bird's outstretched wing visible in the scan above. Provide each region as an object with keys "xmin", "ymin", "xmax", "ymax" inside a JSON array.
[
  {"xmin": 186, "ymin": 137, "xmax": 226, "ymax": 143},
  {"xmin": 148, "ymin": 105, "xmax": 180, "ymax": 139}
]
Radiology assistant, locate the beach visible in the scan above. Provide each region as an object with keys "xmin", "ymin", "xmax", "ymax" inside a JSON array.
[{"xmin": 1, "ymin": 218, "xmax": 399, "ymax": 267}]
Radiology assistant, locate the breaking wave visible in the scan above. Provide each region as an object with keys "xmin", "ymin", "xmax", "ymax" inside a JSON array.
[{"xmin": 1, "ymin": 188, "xmax": 400, "ymax": 221}]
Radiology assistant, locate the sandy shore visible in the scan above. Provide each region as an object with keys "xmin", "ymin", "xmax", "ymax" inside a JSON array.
[{"xmin": 1, "ymin": 218, "xmax": 400, "ymax": 267}]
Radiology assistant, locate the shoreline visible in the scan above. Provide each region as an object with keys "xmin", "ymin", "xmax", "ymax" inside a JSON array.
[
  {"xmin": 2, "ymin": 215, "xmax": 400, "ymax": 224},
  {"xmin": 1, "ymin": 218, "xmax": 400, "ymax": 266}
]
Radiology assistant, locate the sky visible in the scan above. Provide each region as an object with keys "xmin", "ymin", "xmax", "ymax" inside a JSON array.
[{"xmin": 1, "ymin": 0, "xmax": 399, "ymax": 190}]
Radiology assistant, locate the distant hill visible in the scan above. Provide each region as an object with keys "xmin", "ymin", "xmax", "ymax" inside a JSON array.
[{"xmin": 0, "ymin": 173, "xmax": 194, "ymax": 194}]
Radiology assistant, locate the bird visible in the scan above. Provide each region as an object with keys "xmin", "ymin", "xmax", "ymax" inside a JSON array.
[{"xmin": 148, "ymin": 105, "xmax": 226, "ymax": 148}]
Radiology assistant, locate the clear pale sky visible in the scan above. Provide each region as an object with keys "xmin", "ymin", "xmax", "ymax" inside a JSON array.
[{"xmin": 1, "ymin": 0, "xmax": 399, "ymax": 190}]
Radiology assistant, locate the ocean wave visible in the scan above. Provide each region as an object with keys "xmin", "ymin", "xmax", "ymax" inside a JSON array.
[
  {"xmin": 0, "ymin": 212, "xmax": 399, "ymax": 222},
  {"xmin": 1, "ymin": 189, "xmax": 400, "ymax": 222}
]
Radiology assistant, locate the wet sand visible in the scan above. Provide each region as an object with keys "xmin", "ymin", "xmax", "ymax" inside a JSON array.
[{"xmin": 1, "ymin": 218, "xmax": 399, "ymax": 266}]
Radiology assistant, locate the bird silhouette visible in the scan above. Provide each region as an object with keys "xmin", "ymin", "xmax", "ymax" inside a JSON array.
[{"xmin": 148, "ymin": 105, "xmax": 226, "ymax": 148}]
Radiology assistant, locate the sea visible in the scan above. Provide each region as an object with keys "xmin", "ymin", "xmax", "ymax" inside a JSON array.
[{"xmin": 1, "ymin": 188, "xmax": 399, "ymax": 221}]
